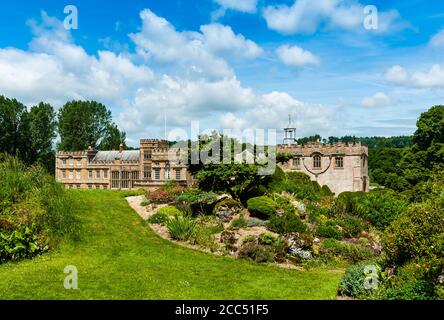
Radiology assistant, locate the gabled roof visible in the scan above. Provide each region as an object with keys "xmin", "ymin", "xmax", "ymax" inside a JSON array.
[{"xmin": 93, "ymin": 150, "xmax": 140, "ymax": 162}]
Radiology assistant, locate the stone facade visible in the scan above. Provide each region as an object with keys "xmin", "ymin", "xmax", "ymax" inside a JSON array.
[
  {"xmin": 55, "ymin": 139, "xmax": 189, "ymax": 190},
  {"xmin": 277, "ymin": 140, "xmax": 369, "ymax": 195}
]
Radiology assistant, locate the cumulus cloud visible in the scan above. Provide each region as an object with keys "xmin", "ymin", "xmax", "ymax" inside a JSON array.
[
  {"xmin": 200, "ymin": 23, "xmax": 263, "ymax": 59},
  {"xmin": 130, "ymin": 10, "xmax": 262, "ymax": 80},
  {"xmin": 276, "ymin": 45, "xmax": 319, "ymax": 67},
  {"xmin": 0, "ymin": 9, "xmax": 336, "ymax": 143},
  {"xmin": 263, "ymin": 0, "xmax": 406, "ymax": 35},
  {"xmin": 361, "ymin": 92, "xmax": 391, "ymax": 107},
  {"xmin": 429, "ymin": 29, "xmax": 444, "ymax": 47},
  {"xmin": 384, "ymin": 64, "xmax": 444, "ymax": 88}
]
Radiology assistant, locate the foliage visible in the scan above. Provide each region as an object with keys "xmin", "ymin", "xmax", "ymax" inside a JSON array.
[
  {"xmin": 238, "ymin": 242, "xmax": 274, "ymax": 263},
  {"xmin": 247, "ymin": 196, "xmax": 277, "ymax": 218},
  {"xmin": 276, "ymin": 152, "xmax": 292, "ymax": 164},
  {"xmin": 147, "ymin": 182, "xmax": 186, "ymax": 205},
  {"xmin": 156, "ymin": 206, "xmax": 182, "ymax": 217},
  {"xmin": 376, "ymin": 262, "xmax": 438, "ymax": 300},
  {"xmin": 0, "ymin": 227, "xmax": 49, "ymax": 263},
  {"xmin": 186, "ymin": 133, "xmax": 272, "ymax": 200},
  {"xmin": 382, "ymin": 200, "xmax": 444, "ymax": 266},
  {"xmin": 268, "ymin": 169, "xmax": 325, "ymax": 201},
  {"xmin": 175, "ymin": 188, "xmax": 218, "ymax": 215},
  {"xmin": 0, "ymin": 97, "xmax": 56, "ymax": 172},
  {"xmin": 332, "ymin": 215, "xmax": 368, "ymax": 238},
  {"xmin": 321, "ymin": 239, "xmax": 374, "ymax": 263},
  {"xmin": 230, "ymin": 214, "xmax": 248, "ymax": 229},
  {"xmin": 212, "ymin": 198, "xmax": 242, "ymax": 214},
  {"xmin": 98, "ymin": 123, "xmax": 127, "ymax": 151},
  {"xmin": 338, "ymin": 260, "xmax": 380, "ymax": 298},
  {"xmin": 268, "ymin": 212, "xmax": 307, "ymax": 234},
  {"xmin": 316, "ymin": 223, "xmax": 343, "ymax": 240},
  {"xmin": 330, "ymin": 191, "xmax": 364, "ymax": 216},
  {"xmin": 148, "ymin": 212, "xmax": 170, "ymax": 225},
  {"xmin": 190, "ymin": 224, "xmax": 222, "ymax": 251},
  {"xmin": 167, "ymin": 216, "xmax": 197, "ymax": 241},
  {"xmin": 355, "ymin": 190, "xmax": 406, "ymax": 229},
  {"xmin": 58, "ymin": 100, "xmax": 118, "ymax": 151}
]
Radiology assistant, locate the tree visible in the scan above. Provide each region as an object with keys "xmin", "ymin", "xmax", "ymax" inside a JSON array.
[
  {"xmin": 28, "ymin": 103, "xmax": 57, "ymax": 172},
  {"xmin": 187, "ymin": 134, "xmax": 270, "ymax": 200},
  {"xmin": 0, "ymin": 96, "xmax": 27, "ymax": 157},
  {"xmin": 57, "ymin": 100, "xmax": 113, "ymax": 151},
  {"xmin": 98, "ymin": 123, "xmax": 127, "ymax": 150}
]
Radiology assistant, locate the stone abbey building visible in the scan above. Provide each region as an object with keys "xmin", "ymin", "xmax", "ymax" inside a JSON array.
[
  {"xmin": 56, "ymin": 119, "xmax": 369, "ymax": 195},
  {"xmin": 55, "ymin": 139, "xmax": 189, "ymax": 190},
  {"xmin": 276, "ymin": 118, "xmax": 369, "ymax": 194}
]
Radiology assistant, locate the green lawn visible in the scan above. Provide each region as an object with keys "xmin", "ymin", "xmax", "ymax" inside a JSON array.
[{"xmin": 0, "ymin": 190, "xmax": 342, "ymax": 300}]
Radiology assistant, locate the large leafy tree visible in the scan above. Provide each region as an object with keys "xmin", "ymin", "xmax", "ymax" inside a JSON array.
[
  {"xmin": 0, "ymin": 96, "xmax": 27, "ymax": 157},
  {"xmin": 186, "ymin": 133, "xmax": 271, "ymax": 200},
  {"xmin": 28, "ymin": 102, "xmax": 57, "ymax": 172},
  {"xmin": 57, "ymin": 100, "xmax": 115, "ymax": 151},
  {"xmin": 98, "ymin": 123, "xmax": 127, "ymax": 150}
]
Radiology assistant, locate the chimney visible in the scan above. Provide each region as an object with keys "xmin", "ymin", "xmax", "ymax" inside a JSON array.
[{"xmin": 119, "ymin": 143, "xmax": 124, "ymax": 153}]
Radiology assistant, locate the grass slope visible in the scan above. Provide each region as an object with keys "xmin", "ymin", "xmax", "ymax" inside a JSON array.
[{"xmin": 0, "ymin": 191, "xmax": 342, "ymax": 300}]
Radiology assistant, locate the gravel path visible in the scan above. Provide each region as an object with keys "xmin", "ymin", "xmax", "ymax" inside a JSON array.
[{"xmin": 126, "ymin": 195, "xmax": 152, "ymax": 220}]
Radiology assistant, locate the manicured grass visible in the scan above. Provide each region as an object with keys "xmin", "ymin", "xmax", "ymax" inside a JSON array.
[{"xmin": 0, "ymin": 190, "xmax": 343, "ymax": 300}]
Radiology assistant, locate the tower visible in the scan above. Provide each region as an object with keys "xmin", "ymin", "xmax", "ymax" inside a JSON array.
[{"xmin": 283, "ymin": 114, "xmax": 296, "ymax": 145}]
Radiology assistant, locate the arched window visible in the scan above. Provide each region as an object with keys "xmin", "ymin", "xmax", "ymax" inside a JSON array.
[{"xmin": 313, "ymin": 155, "xmax": 321, "ymax": 169}]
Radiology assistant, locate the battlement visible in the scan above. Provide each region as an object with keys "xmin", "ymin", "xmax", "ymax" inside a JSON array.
[
  {"xmin": 56, "ymin": 151, "xmax": 88, "ymax": 157},
  {"xmin": 277, "ymin": 141, "xmax": 367, "ymax": 156}
]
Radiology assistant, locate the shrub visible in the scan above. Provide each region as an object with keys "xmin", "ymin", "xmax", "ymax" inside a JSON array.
[
  {"xmin": 355, "ymin": 190, "xmax": 406, "ymax": 229},
  {"xmin": 338, "ymin": 260, "xmax": 380, "ymax": 298},
  {"xmin": 382, "ymin": 201, "xmax": 444, "ymax": 265},
  {"xmin": 175, "ymin": 189, "xmax": 218, "ymax": 215},
  {"xmin": 238, "ymin": 242, "xmax": 274, "ymax": 263},
  {"xmin": 321, "ymin": 239, "xmax": 374, "ymax": 263},
  {"xmin": 316, "ymin": 223, "xmax": 343, "ymax": 240},
  {"xmin": 230, "ymin": 214, "xmax": 248, "ymax": 229},
  {"xmin": 0, "ymin": 227, "xmax": 49, "ymax": 263},
  {"xmin": 377, "ymin": 262, "xmax": 437, "ymax": 300},
  {"xmin": 148, "ymin": 212, "xmax": 170, "ymax": 225},
  {"xmin": 213, "ymin": 198, "xmax": 242, "ymax": 214},
  {"xmin": 190, "ymin": 225, "xmax": 220, "ymax": 251},
  {"xmin": 247, "ymin": 196, "xmax": 277, "ymax": 218},
  {"xmin": 156, "ymin": 206, "xmax": 182, "ymax": 217},
  {"xmin": 333, "ymin": 215, "xmax": 368, "ymax": 238},
  {"xmin": 166, "ymin": 217, "xmax": 197, "ymax": 241},
  {"xmin": 268, "ymin": 212, "xmax": 307, "ymax": 234},
  {"xmin": 331, "ymin": 191, "xmax": 364, "ymax": 216},
  {"xmin": 140, "ymin": 200, "xmax": 149, "ymax": 207}
]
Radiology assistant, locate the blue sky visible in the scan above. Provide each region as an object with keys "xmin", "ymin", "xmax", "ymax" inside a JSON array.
[{"xmin": 0, "ymin": 0, "xmax": 443, "ymax": 146}]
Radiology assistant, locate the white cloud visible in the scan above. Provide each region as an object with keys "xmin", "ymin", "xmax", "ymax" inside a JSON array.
[
  {"xmin": 214, "ymin": 0, "xmax": 258, "ymax": 13},
  {"xmin": 385, "ymin": 64, "xmax": 444, "ymax": 88},
  {"xmin": 361, "ymin": 92, "xmax": 391, "ymax": 107},
  {"xmin": 130, "ymin": 9, "xmax": 262, "ymax": 80},
  {"xmin": 263, "ymin": 0, "xmax": 406, "ymax": 35},
  {"xmin": 0, "ymin": 10, "xmax": 337, "ymax": 143},
  {"xmin": 384, "ymin": 65, "xmax": 408, "ymax": 84},
  {"xmin": 429, "ymin": 29, "xmax": 444, "ymax": 47},
  {"xmin": 276, "ymin": 45, "xmax": 319, "ymax": 67},
  {"xmin": 200, "ymin": 23, "xmax": 263, "ymax": 59}
]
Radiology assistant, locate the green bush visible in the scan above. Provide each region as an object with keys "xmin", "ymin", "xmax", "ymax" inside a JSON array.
[
  {"xmin": 331, "ymin": 191, "xmax": 364, "ymax": 216},
  {"xmin": 166, "ymin": 217, "xmax": 197, "ymax": 241},
  {"xmin": 382, "ymin": 201, "xmax": 444, "ymax": 265},
  {"xmin": 268, "ymin": 212, "xmax": 307, "ymax": 234},
  {"xmin": 376, "ymin": 262, "xmax": 438, "ymax": 300},
  {"xmin": 156, "ymin": 206, "xmax": 182, "ymax": 217},
  {"xmin": 247, "ymin": 196, "xmax": 277, "ymax": 218},
  {"xmin": 230, "ymin": 214, "xmax": 248, "ymax": 229},
  {"xmin": 321, "ymin": 239, "xmax": 374, "ymax": 263},
  {"xmin": 213, "ymin": 198, "xmax": 243, "ymax": 214},
  {"xmin": 190, "ymin": 224, "xmax": 221, "ymax": 251},
  {"xmin": 338, "ymin": 260, "xmax": 380, "ymax": 298},
  {"xmin": 148, "ymin": 212, "xmax": 170, "ymax": 225},
  {"xmin": 238, "ymin": 242, "xmax": 274, "ymax": 263},
  {"xmin": 333, "ymin": 215, "xmax": 368, "ymax": 238},
  {"xmin": 175, "ymin": 189, "xmax": 218, "ymax": 215},
  {"xmin": 316, "ymin": 223, "xmax": 343, "ymax": 240},
  {"xmin": 0, "ymin": 227, "xmax": 49, "ymax": 263},
  {"xmin": 355, "ymin": 190, "xmax": 406, "ymax": 229},
  {"xmin": 0, "ymin": 155, "xmax": 79, "ymax": 258}
]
